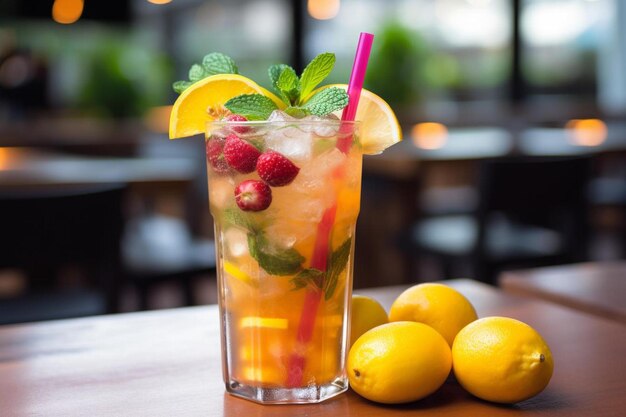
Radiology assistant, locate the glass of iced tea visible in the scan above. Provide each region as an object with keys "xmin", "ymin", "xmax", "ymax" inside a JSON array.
[{"xmin": 206, "ymin": 115, "xmax": 362, "ymax": 404}]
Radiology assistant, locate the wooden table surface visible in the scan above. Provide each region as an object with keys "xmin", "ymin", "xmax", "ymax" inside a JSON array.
[
  {"xmin": 499, "ymin": 262, "xmax": 626, "ymax": 324},
  {"xmin": 1, "ymin": 279, "xmax": 625, "ymax": 416}
]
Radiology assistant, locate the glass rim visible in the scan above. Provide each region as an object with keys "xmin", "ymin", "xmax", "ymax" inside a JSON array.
[{"xmin": 207, "ymin": 119, "xmax": 361, "ymax": 127}]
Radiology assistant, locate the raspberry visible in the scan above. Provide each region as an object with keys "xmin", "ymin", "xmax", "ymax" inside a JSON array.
[
  {"xmin": 206, "ymin": 137, "xmax": 229, "ymax": 174},
  {"xmin": 223, "ymin": 134, "xmax": 261, "ymax": 174},
  {"xmin": 256, "ymin": 151, "xmax": 300, "ymax": 187},
  {"xmin": 223, "ymin": 114, "xmax": 250, "ymax": 134},
  {"xmin": 234, "ymin": 180, "xmax": 272, "ymax": 212}
]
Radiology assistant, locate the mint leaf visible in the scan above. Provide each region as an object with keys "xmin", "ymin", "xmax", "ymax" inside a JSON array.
[
  {"xmin": 173, "ymin": 52, "xmax": 238, "ymax": 95},
  {"xmin": 223, "ymin": 208, "xmax": 261, "ymax": 233},
  {"xmin": 268, "ymin": 64, "xmax": 293, "ymax": 105},
  {"xmin": 247, "ymin": 232, "xmax": 304, "ymax": 276},
  {"xmin": 189, "ymin": 63, "xmax": 207, "ymax": 82},
  {"xmin": 277, "ymin": 67, "xmax": 300, "ymax": 105},
  {"xmin": 269, "ymin": 64, "xmax": 291, "ymax": 90},
  {"xmin": 324, "ymin": 237, "xmax": 352, "ymax": 300},
  {"xmin": 173, "ymin": 80, "xmax": 193, "ymax": 94},
  {"xmin": 290, "ymin": 268, "xmax": 323, "ymax": 290},
  {"xmin": 284, "ymin": 106, "xmax": 309, "ymax": 118},
  {"xmin": 224, "ymin": 94, "xmax": 278, "ymax": 120},
  {"xmin": 300, "ymin": 53, "xmax": 336, "ymax": 100},
  {"xmin": 202, "ymin": 52, "xmax": 238, "ymax": 75},
  {"xmin": 302, "ymin": 87, "xmax": 349, "ymax": 116}
]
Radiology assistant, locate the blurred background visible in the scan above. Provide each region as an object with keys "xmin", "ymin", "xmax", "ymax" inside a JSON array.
[{"xmin": 1, "ymin": 0, "xmax": 625, "ymax": 323}]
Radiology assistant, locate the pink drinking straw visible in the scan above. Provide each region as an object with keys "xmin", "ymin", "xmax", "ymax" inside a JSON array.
[
  {"xmin": 342, "ymin": 32, "xmax": 374, "ymax": 122},
  {"xmin": 285, "ymin": 33, "xmax": 375, "ymax": 388},
  {"xmin": 337, "ymin": 32, "xmax": 374, "ymax": 152}
]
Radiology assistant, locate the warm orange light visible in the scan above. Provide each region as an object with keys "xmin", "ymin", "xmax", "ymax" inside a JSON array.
[
  {"xmin": 147, "ymin": 0, "xmax": 173, "ymax": 4},
  {"xmin": 411, "ymin": 122, "xmax": 448, "ymax": 150},
  {"xmin": 565, "ymin": 118, "xmax": 607, "ymax": 147},
  {"xmin": 308, "ymin": 0, "xmax": 341, "ymax": 20},
  {"xmin": 144, "ymin": 105, "xmax": 173, "ymax": 134},
  {"xmin": 0, "ymin": 148, "xmax": 10, "ymax": 170},
  {"xmin": 52, "ymin": 0, "xmax": 84, "ymax": 25}
]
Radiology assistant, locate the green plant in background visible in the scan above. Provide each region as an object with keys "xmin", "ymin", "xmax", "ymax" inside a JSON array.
[
  {"xmin": 10, "ymin": 24, "xmax": 172, "ymax": 119},
  {"xmin": 365, "ymin": 22, "xmax": 430, "ymax": 107},
  {"xmin": 79, "ymin": 40, "xmax": 172, "ymax": 118}
]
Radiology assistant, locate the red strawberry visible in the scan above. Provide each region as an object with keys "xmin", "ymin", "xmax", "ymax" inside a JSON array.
[
  {"xmin": 223, "ymin": 114, "xmax": 250, "ymax": 134},
  {"xmin": 256, "ymin": 151, "xmax": 300, "ymax": 187},
  {"xmin": 206, "ymin": 138, "xmax": 229, "ymax": 174},
  {"xmin": 234, "ymin": 180, "xmax": 272, "ymax": 211},
  {"xmin": 223, "ymin": 134, "xmax": 261, "ymax": 174}
]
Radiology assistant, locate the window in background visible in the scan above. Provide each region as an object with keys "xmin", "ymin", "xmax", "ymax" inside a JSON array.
[
  {"xmin": 0, "ymin": 21, "xmax": 171, "ymax": 119},
  {"xmin": 165, "ymin": 0, "xmax": 290, "ymax": 92},
  {"xmin": 305, "ymin": 0, "xmax": 511, "ymax": 111},
  {"xmin": 521, "ymin": 0, "xmax": 612, "ymax": 98}
]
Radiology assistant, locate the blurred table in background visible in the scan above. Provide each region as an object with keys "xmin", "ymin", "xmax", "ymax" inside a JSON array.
[
  {"xmin": 0, "ymin": 147, "xmax": 198, "ymax": 218},
  {"xmin": 0, "ymin": 119, "xmax": 144, "ymax": 156},
  {"xmin": 359, "ymin": 128, "xmax": 514, "ymax": 287},
  {"xmin": 0, "ymin": 147, "xmax": 195, "ymax": 187},
  {"xmin": 499, "ymin": 262, "xmax": 626, "ymax": 325},
  {"xmin": 0, "ymin": 147, "xmax": 214, "ymax": 316},
  {"xmin": 519, "ymin": 122, "xmax": 626, "ymax": 157}
]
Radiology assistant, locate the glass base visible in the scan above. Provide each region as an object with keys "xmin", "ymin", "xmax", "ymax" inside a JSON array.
[{"xmin": 225, "ymin": 377, "xmax": 348, "ymax": 404}]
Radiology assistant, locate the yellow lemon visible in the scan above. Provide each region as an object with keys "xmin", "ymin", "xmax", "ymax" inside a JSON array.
[
  {"xmin": 389, "ymin": 283, "xmax": 477, "ymax": 347},
  {"xmin": 350, "ymin": 295, "xmax": 388, "ymax": 347},
  {"xmin": 452, "ymin": 316, "xmax": 554, "ymax": 404},
  {"xmin": 347, "ymin": 321, "xmax": 451, "ymax": 404},
  {"xmin": 308, "ymin": 84, "xmax": 402, "ymax": 155},
  {"xmin": 169, "ymin": 74, "xmax": 284, "ymax": 139}
]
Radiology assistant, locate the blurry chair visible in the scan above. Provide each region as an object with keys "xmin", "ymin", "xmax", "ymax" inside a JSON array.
[
  {"xmin": 122, "ymin": 214, "xmax": 216, "ymax": 310},
  {"xmin": 122, "ymin": 136, "xmax": 216, "ymax": 309},
  {"xmin": 411, "ymin": 156, "xmax": 591, "ymax": 284},
  {"xmin": 0, "ymin": 184, "xmax": 126, "ymax": 324}
]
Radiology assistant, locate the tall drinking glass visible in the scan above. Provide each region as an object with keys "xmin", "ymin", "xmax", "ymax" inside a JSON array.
[{"xmin": 205, "ymin": 120, "xmax": 362, "ymax": 404}]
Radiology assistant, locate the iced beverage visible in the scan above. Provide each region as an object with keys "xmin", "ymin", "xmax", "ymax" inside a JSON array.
[{"xmin": 206, "ymin": 116, "xmax": 361, "ymax": 403}]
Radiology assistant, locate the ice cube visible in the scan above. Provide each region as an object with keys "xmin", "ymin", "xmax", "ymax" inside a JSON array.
[
  {"xmin": 208, "ymin": 176, "xmax": 235, "ymax": 209},
  {"xmin": 267, "ymin": 110, "xmax": 296, "ymax": 123},
  {"xmin": 261, "ymin": 222, "xmax": 298, "ymax": 249},
  {"xmin": 265, "ymin": 125, "xmax": 312, "ymax": 160},
  {"xmin": 225, "ymin": 228, "xmax": 249, "ymax": 257},
  {"xmin": 301, "ymin": 115, "xmax": 340, "ymax": 137}
]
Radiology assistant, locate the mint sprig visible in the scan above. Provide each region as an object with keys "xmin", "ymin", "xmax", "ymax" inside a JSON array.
[
  {"xmin": 265, "ymin": 53, "xmax": 348, "ymax": 117},
  {"xmin": 174, "ymin": 51, "xmax": 348, "ymax": 117},
  {"xmin": 172, "ymin": 52, "xmax": 238, "ymax": 94},
  {"xmin": 223, "ymin": 52, "xmax": 348, "ymax": 119}
]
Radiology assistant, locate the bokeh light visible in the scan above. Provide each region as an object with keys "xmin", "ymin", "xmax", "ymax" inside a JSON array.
[
  {"xmin": 308, "ymin": 0, "xmax": 341, "ymax": 20},
  {"xmin": 52, "ymin": 0, "xmax": 84, "ymax": 25},
  {"xmin": 565, "ymin": 118, "xmax": 607, "ymax": 146},
  {"xmin": 411, "ymin": 122, "xmax": 448, "ymax": 150}
]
